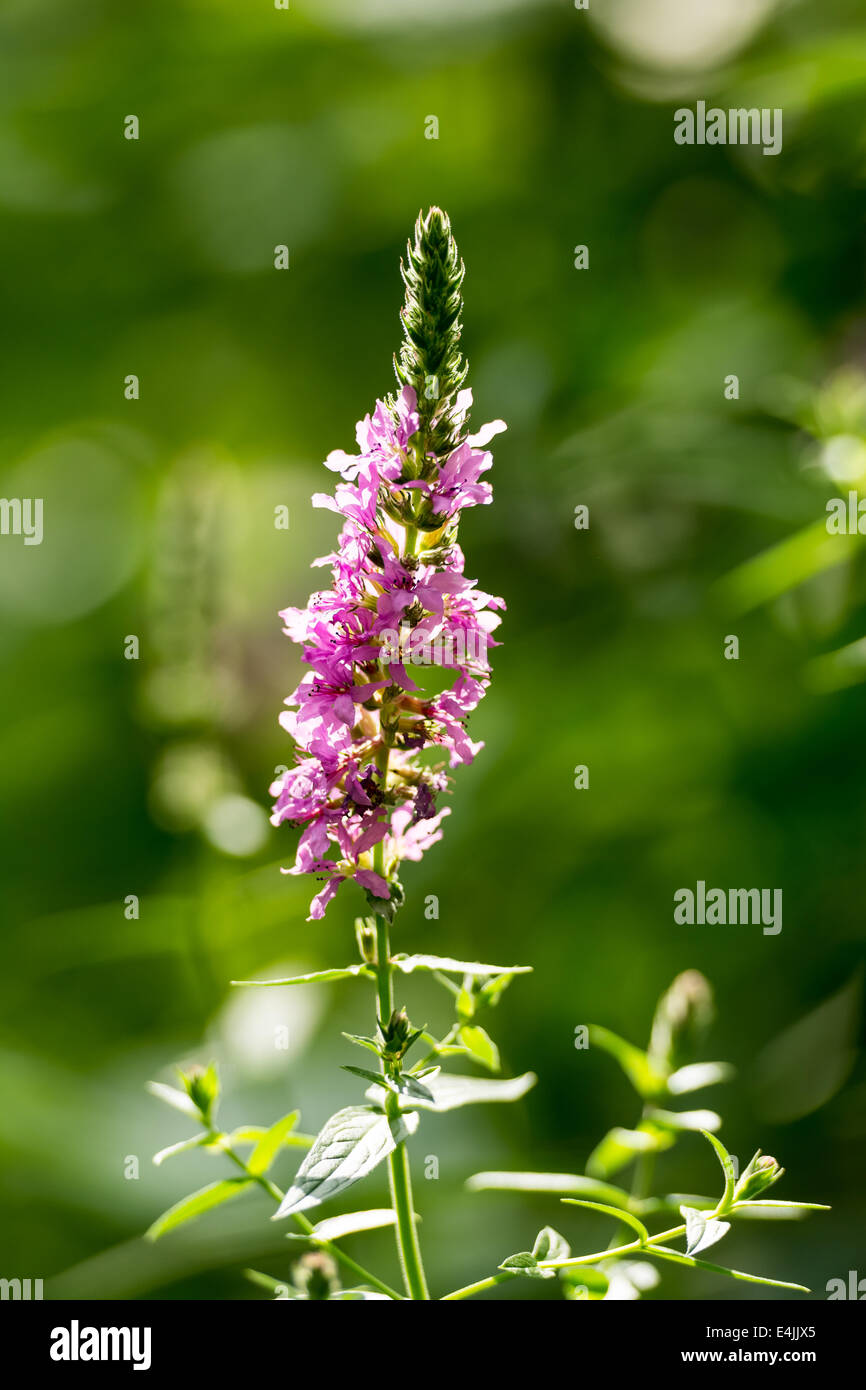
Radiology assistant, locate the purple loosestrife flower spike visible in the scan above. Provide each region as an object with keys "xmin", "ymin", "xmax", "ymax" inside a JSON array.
[{"xmin": 272, "ymin": 209, "xmax": 506, "ymax": 921}]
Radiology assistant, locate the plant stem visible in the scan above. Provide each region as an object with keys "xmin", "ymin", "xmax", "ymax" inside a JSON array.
[
  {"xmin": 387, "ymin": 1114, "xmax": 430, "ymax": 1300},
  {"xmin": 442, "ymin": 1221, "xmax": 694, "ymax": 1302},
  {"xmin": 374, "ymin": 911, "xmax": 393, "ymax": 1022},
  {"xmin": 372, "ymin": 892, "xmax": 431, "ymax": 1300},
  {"xmin": 442, "ymin": 1270, "xmax": 520, "ymax": 1301},
  {"xmin": 218, "ymin": 1140, "xmax": 403, "ymax": 1300},
  {"xmin": 370, "ymin": 732, "xmax": 431, "ymax": 1299}
]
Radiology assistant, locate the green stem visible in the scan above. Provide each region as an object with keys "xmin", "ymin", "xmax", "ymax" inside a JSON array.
[
  {"xmin": 387, "ymin": 1114, "xmax": 429, "ymax": 1300},
  {"xmin": 370, "ymin": 687, "xmax": 429, "ymax": 1299},
  {"xmin": 442, "ymin": 1270, "xmax": 520, "ymax": 1301},
  {"xmin": 372, "ymin": 895, "xmax": 431, "ymax": 1300},
  {"xmin": 219, "ymin": 1140, "xmax": 403, "ymax": 1301},
  {"xmin": 375, "ymin": 912, "xmax": 393, "ymax": 1022}
]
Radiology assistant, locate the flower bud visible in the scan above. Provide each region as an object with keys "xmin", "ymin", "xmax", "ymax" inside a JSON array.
[
  {"xmin": 378, "ymin": 1007, "xmax": 421, "ymax": 1060},
  {"xmin": 354, "ymin": 916, "xmax": 378, "ymax": 965},
  {"xmin": 177, "ymin": 1061, "xmax": 219, "ymax": 1127},
  {"xmin": 733, "ymin": 1151, "xmax": 783, "ymax": 1203},
  {"xmin": 295, "ymin": 1252, "xmax": 339, "ymax": 1301},
  {"xmin": 649, "ymin": 970, "xmax": 714, "ymax": 1071}
]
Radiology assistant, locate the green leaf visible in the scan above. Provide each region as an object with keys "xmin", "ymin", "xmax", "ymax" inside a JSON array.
[
  {"xmin": 308, "ymin": 1208, "xmax": 401, "ymax": 1242},
  {"xmin": 342, "ymin": 1032, "xmax": 383, "ymax": 1057},
  {"xmin": 560, "ymin": 1199, "xmax": 649, "ymax": 1245},
  {"xmin": 417, "ymin": 1037, "xmax": 470, "ymax": 1059},
  {"xmin": 498, "ymin": 1251, "xmax": 550, "ymax": 1279},
  {"xmin": 456, "ymin": 986, "xmax": 475, "ymax": 1019},
  {"xmin": 227, "ymin": 1124, "xmax": 313, "ymax": 1150},
  {"xmin": 701, "ymin": 1129, "xmax": 737, "ymax": 1208},
  {"xmin": 152, "ymin": 1133, "xmax": 212, "ymax": 1166},
  {"xmin": 533, "ymin": 1226, "xmax": 570, "ymax": 1263},
  {"xmin": 646, "ymin": 1244, "xmax": 809, "ymax": 1292},
  {"xmin": 342, "ymin": 1066, "xmax": 435, "ymax": 1103},
  {"xmin": 733, "ymin": 1200, "xmax": 831, "ymax": 1220},
  {"xmin": 343, "ymin": 1064, "xmax": 391, "ymax": 1087},
  {"xmin": 588, "ymin": 1025, "xmax": 667, "ymax": 1098},
  {"xmin": 274, "ymin": 1106, "xmax": 419, "ymax": 1218},
  {"xmin": 681, "ymin": 1205, "xmax": 730, "ymax": 1256},
  {"xmin": 634, "ymin": 1192, "xmax": 716, "ymax": 1218},
  {"xmin": 366, "ymin": 1070, "xmax": 536, "ymax": 1113},
  {"xmin": 666, "ymin": 1062, "xmax": 734, "ymax": 1095},
  {"xmin": 586, "ymin": 1124, "xmax": 674, "ymax": 1179},
  {"xmin": 646, "ymin": 1107, "xmax": 722, "ymax": 1132},
  {"xmin": 478, "ymin": 973, "xmax": 521, "ymax": 1008},
  {"xmin": 392, "ymin": 954, "xmax": 531, "ymax": 977},
  {"xmin": 247, "ymin": 1111, "xmax": 299, "ymax": 1176},
  {"xmin": 465, "ymin": 1171, "xmax": 632, "ymax": 1207},
  {"xmin": 457, "ymin": 1025, "xmax": 500, "ymax": 1072},
  {"xmin": 145, "ymin": 1178, "xmax": 253, "ymax": 1241},
  {"xmin": 231, "ymin": 965, "xmax": 371, "ymax": 987},
  {"xmin": 146, "ymin": 1080, "xmax": 201, "ymax": 1121}
]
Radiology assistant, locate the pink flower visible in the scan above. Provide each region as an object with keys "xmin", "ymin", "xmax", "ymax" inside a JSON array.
[{"xmin": 273, "ymin": 381, "xmax": 506, "ymax": 918}]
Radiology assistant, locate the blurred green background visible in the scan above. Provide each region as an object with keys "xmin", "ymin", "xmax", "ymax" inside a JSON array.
[{"xmin": 0, "ymin": 0, "xmax": 864, "ymax": 1301}]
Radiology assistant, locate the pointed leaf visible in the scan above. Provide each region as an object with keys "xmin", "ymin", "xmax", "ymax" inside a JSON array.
[
  {"xmin": 647, "ymin": 1107, "xmax": 722, "ymax": 1132},
  {"xmin": 231, "ymin": 965, "xmax": 371, "ymax": 987},
  {"xmin": 227, "ymin": 1125, "xmax": 268, "ymax": 1143},
  {"xmin": 366, "ymin": 1071, "xmax": 536, "ymax": 1113},
  {"xmin": 733, "ymin": 1200, "xmax": 830, "ymax": 1220},
  {"xmin": 343, "ymin": 1067, "xmax": 435, "ymax": 1103},
  {"xmin": 227, "ymin": 1123, "xmax": 313, "ymax": 1150},
  {"xmin": 392, "ymin": 954, "xmax": 531, "ymax": 977},
  {"xmin": 247, "ymin": 1111, "xmax": 299, "ymax": 1176},
  {"xmin": 586, "ymin": 1124, "xmax": 674, "ymax": 1179},
  {"xmin": 343, "ymin": 1065, "xmax": 393, "ymax": 1088},
  {"xmin": 466, "ymin": 1171, "xmax": 631, "ymax": 1207},
  {"xmin": 153, "ymin": 1134, "xmax": 212, "ymax": 1166},
  {"xmin": 701, "ymin": 1129, "xmax": 737, "ymax": 1207},
  {"xmin": 560, "ymin": 1198, "xmax": 649, "ymax": 1245},
  {"xmin": 309, "ymin": 1208, "xmax": 402, "ymax": 1242},
  {"xmin": 667, "ymin": 1062, "xmax": 734, "ymax": 1095},
  {"xmin": 274, "ymin": 1106, "xmax": 419, "ymax": 1218},
  {"xmin": 145, "ymin": 1178, "xmax": 253, "ymax": 1240},
  {"xmin": 458, "ymin": 1025, "xmax": 500, "ymax": 1072},
  {"xmin": 342, "ymin": 1032, "xmax": 383, "ymax": 1057},
  {"xmin": 588, "ymin": 1025, "xmax": 667, "ymax": 1098},
  {"xmin": 681, "ymin": 1205, "xmax": 730, "ymax": 1255},
  {"xmin": 146, "ymin": 1080, "xmax": 201, "ymax": 1121},
  {"xmin": 498, "ymin": 1251, "xmax": 552, "ymax": 1279},
  {"xmin": 647, "ymin": 1244, "xmax": 809, "ymax": 1292},
  {"xmin": 533, "ymin": 1226, "xmax": 571, "ymax": 1263}
]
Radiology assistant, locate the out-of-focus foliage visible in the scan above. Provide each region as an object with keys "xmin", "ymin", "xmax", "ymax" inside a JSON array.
[{"xmin": 0, "ymin": 0, "xmax": 863, "ymax": 1299}]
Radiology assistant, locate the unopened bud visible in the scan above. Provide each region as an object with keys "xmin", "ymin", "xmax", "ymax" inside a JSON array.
[
  {"xmin": 733, "ymin": 1151, "xmax": 783, "ymax": 1203},
  {"xmin": 177, "ymin": 1061, "xmax": 219, "ymax": 1127},
  {"xmin": 295, "ymin": 1251, "xmax": 339, "ymax": 1301},
  {"xmin": 378, "ymin": 1007, "xmax": 421, "ymax": 1060},
  {"xmin": 649, "ymin": 970, "xmax": 714, "ymax": 1070},
  {"xmin": 354, "ymin": 916, "xmax": 378, "ymax": 965}
]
